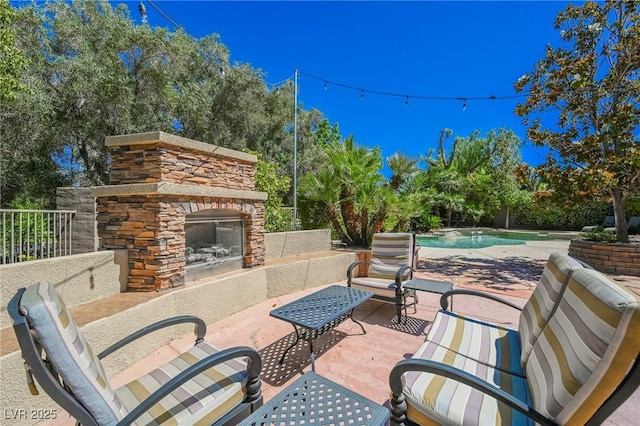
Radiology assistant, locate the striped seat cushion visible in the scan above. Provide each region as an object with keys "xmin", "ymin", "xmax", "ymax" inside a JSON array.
[
  {"xmin": 518, "ymin": 252, "xmax": 583, "ymax": 366},
  {"xmin": 116, "ymin": 341, "xmax": 250, "ymax": 425},
  {"xmin": 19, "ymin": 282, "xmax": 127, "ymax": 424},
  {"xmin": 425, "ymin": 310, "xmax": 524, "ymax": 376},
  {"xmin": 527, "ymin": 268, "xmax": 640, "ymax": 425},
  {"xmin": 402, "ymin": 340, "xmax": 534, "ymax": 426},
  {"xmin": 350, "ymin": 277, "xmax": 402, "ymax": 297},
  {"xmin": 368, "ymin": 233, "xmax": 414, "ymax": 279}
]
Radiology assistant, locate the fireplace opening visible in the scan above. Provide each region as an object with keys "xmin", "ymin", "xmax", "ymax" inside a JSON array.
[{"xmin": 185, "ymin": 209, "xmax": 244, "ymax": 281}]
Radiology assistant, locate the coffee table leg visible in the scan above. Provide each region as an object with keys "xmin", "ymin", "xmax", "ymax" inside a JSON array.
[
  {"xmin": 349, "ymin": 308, "xmax": 367, "ymax": 334},
  {"xmin": 308, "ymin": 333, "xmax": 316, "ymax": 372},
  {"xmin": 279, "ymin": 324, "xmax": 301, "ymax": 365}
]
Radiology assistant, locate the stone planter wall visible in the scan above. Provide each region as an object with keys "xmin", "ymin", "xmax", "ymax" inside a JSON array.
[
  {"xmin": 354, "ymin": 250, "xmax": 371, "ymax": 277},
  {"xmin": 568, "ymin": 239, "xmax": 640, "ymax": 277}
]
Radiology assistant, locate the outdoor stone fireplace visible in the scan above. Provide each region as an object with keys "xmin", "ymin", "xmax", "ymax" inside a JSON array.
[{"xmin": 93, "ymin": 131, "xmax": 267, "ymax": 291}]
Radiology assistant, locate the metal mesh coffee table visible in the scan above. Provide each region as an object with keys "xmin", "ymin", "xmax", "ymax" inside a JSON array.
[
  {"xmin": 270, "ymin": 285, "xmax": 373, "ymax": 372},
  {"xmin": 238, "ymin": 371, "xmax": 389, "ymax": 426}
]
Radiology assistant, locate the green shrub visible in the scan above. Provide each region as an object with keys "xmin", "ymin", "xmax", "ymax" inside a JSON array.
[
  {"xmin": 581, "ymin": 227, "xmax": 617, "ymax": 243},
  {"xmin": 512, "ymin": 195, "xmax": 613, "ymax": 230}
]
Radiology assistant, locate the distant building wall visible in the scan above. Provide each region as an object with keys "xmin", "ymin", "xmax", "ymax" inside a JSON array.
[
  {"xmin": 56, "ymin": 187, "xmax": 98, "ymax": 254},
  {"xmin": 492, "ymin": 206, "xmax": 519, "ymax": 229}
]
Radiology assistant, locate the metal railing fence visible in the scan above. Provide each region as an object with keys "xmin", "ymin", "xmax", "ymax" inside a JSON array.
[{"xmin": 1, "ymin": 209, "xmax": 75, "ymax": 264}]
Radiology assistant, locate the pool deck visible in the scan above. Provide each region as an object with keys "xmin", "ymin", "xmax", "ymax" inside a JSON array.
[{"xmin": 38, "ymin": 238, "xmax": 640, "ymax": 425}]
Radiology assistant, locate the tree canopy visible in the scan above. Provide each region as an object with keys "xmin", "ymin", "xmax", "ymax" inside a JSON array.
[
  {"xmin": 0, "ymin": 0, "xmax": 27, "ymax": 104},
  {"xmin": 1, "ymin": 0, "xmax": 322, "ymax": 207},
  {"xmin": 515, "ymin": 0, "xmax": 640, "ymax": 242}
]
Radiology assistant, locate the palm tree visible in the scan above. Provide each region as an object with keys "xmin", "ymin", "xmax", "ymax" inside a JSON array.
[
  {"xmin": 387, "ymin": 151, "xmax": 419, "ymax": 192},
  {"xmin": 298, "ymin": 169, "xmax": 349, "ymax": 243},
  {"xmin": 299, "ymin": 135, "xmax": 387, "ymax": 247}
]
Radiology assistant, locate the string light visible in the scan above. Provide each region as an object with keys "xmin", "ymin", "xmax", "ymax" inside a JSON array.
[
  {"xmin": 462, "ymin": 99, "xmax": 467, "ymax": 111},
  {"xmin": 405, "ymin": 96, "xmax": 409, "ymax": 106},
  {"xmin": 138, "ymin": 1, "xmax": 147, "ymax": 24},
  {"xmin": 300, "ymin": 70, "xmax": 528, "ymax": 106},
  {"xmin": 324, "ymin": 82, "xmax": 328, "ymax": 90}
]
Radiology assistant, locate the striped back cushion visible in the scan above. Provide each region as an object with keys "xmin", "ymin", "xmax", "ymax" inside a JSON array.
[
  {"xmin": 526, "ymin": 268, "xmax": 640, "ymax": 424},
  {"xmin": 20, "ymin": 282, "xmax": 127, "ymax": 424},
  {"xmin": 518, "ymin": 252, "xmax": 583, "ymax": 366},
  {"xmin": 368, "ymin": 233, "xmax": 414, "ymax": 280}
]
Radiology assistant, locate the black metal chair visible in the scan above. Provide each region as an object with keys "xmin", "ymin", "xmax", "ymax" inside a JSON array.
[
  {"xmin": 8, "ymin": 282, "xmax": 263, "ymax": 425},
  {"xmin": 347, "ymin": 232, "xmax": 416, "ymax": 323}
]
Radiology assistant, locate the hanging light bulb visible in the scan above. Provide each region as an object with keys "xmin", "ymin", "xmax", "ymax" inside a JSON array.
[
  {"xmin": 324, "ymin": 82, "xmax": 328, "ymax": 91},
  {"xmin": 405, "ymin": 96, "xmax": 409, "ymax": 106},
  {"xmin": 219, "ymin": 66, "xmax": 225, "ymax": 78},
  {"xmin": 360, "ymin": 90, "xmax": 364, "ymax": 101},
  {"xmin": 462, "ymin": 99, "xmax": 467, "ymax": 111},
  {"xmin": 138, "ymin": 1, "xmax": 147, "ymax": 24}
]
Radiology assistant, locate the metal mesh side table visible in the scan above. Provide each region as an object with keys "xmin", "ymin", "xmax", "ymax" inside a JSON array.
[
  {"xmin": 238, "ymin": 372, "xmax": 389, "ymax": 426},
  {"xmin": 404, "ymin": 277, "xmax": 454, "ymax": 310}
]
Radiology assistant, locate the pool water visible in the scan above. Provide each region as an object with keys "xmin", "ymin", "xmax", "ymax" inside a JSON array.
[{"xmin": 416, "ymin": 235, "xmax": 527, "ymax": 249}]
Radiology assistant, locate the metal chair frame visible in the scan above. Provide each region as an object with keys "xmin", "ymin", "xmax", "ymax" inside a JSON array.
[{"xmin": 8, "ymin": 287, "xmax": 263, "ymax": 426}]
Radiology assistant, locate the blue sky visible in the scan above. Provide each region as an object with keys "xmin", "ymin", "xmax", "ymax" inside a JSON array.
[{"xmin": 122, "ymin": 0, "xmax": 569, "ymax": 171}]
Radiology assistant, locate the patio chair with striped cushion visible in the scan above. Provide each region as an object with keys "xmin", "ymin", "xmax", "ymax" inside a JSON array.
[
  {"xmin": 347, "ymin": 232, "xmax": 416, "ymax": 323},
  {"xmin": 390, "ymin": 266, "xmax": 640, "ymax": 425},
  {"xmin": 8, "ymin": 282, "xmax": 263, "ymax": 426}
]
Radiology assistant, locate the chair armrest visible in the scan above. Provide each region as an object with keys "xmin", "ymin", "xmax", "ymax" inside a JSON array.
[
  {"xmin": 439, "ymin": 289, "xmax": 523, "ymax": 312},
  {"xmin": 98, "ymin": 315, "xmax": 207, "ymax": 359},
  {"xmin": 389, "ymin": 359, "xmax": 556, "ymax": 426},
  {"xmin": 347, "ymin": 260, "xmax": 370, "ymax": 283},
  {"xmin": 395, "ymin": 266, "xmax": 414, "ymax": 285},
  {"xmin": 395, "ymin": 266, "xmax": 414, "ymax": 296},
  {"xmin": 116, "ymin": 346, "xmax": 262, "ymax": 426}
]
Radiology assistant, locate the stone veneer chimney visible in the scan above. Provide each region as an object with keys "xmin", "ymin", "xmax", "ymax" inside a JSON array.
[{"xmin": 92, "ymin": 131, "xmax": 267, "ymax": 291}]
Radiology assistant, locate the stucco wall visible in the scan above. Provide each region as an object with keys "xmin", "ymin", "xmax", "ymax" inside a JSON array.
[
  {"xmin": 0, "ymin": 250, "xmax": 127, "ymax": 329},
  {"xmin": 0, "ymin": 251, "xmax": 354, "ymax": 425},
  {"xmin": 265, "ymin": 229, "xmax": 331, "ymax": 259},
  {"xmin": 56, "ymin": 187, "xmax": 98, "ymax": 254}
]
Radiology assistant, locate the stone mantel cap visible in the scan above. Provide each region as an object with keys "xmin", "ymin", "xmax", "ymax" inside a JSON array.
[
  {"xmin": 90, "ymin": 182, "xmax": 268, "ymax": 201},
  {"xmin": 105, "ymin": 131, "xmax": 257, "ymax": 164}
]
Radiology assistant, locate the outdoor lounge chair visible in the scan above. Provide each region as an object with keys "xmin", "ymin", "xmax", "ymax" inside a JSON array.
[
  {"xmin": 603, "ymin": 215, "xmax": 640, "ymax": 234},
  {"xmin": 389, "ymin": 253, "xmax": 640, "ymax": 425},
  {"xmin": 627, "ymin": 216, "xmax": 640, "ymax": 234},
  {"xmin": 581, "ymin": 215, "xmax": 615, "ymax": 231},
  {"xmin": 347, "ymin": 232, "xmax": 416, "ymax": 323},
  {"xmin": 8, "ymin": 282, "xmax": 263, "ymax": 426}
]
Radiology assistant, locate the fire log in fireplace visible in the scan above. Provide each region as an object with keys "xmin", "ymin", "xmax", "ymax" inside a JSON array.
[{"xmin": 185, "ymin": 209, "xmax": 244, "ymax": 280}]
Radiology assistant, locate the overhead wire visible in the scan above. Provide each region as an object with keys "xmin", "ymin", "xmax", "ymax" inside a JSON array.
[
  {"xmin": 143, "ymin": 1, "xmax": 633, "ymax": 107},
  {"xmin": 297, "ymin": 70, "xmax": 528, "ymax": 102},
  {"xmin": 144, "ymin": 0, "xmax": 290, "ymax": 89}
]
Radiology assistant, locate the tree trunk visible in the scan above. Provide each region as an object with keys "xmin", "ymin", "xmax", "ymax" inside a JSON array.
[
  {"xmin": 505, "ymin": 207, "xmax": 510, "ymax": 229},
  {"xmin": 611, "ymin": 187, "xmax": 629, "ymax": 243},
  {"xmin": 339, "ymin": 187, "xmax": 360, "ymax": 244},
  {"xmin": 327, "ymin": 205, "xmax": 351, "ymax": 244}
]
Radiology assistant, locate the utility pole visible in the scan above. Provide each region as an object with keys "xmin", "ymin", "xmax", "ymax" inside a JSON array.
[{"xmin": 293, "ymin": 69, "xmax": 298, "ymax": 229}]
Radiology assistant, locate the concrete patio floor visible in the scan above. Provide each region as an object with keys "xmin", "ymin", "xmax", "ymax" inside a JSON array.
[{"xmin": 41, "ymin": 239, "xmax": 640, "ymax": 425}]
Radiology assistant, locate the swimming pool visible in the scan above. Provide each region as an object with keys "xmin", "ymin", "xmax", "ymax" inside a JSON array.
[{"xmin": 416, "ymin": 230, "xmax": 549, "ymax": 249}]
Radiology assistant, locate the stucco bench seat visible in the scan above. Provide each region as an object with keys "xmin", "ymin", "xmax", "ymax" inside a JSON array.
[{"xmin": 390, "ymin": 253, "xmax": 640, "ymax": 425}]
